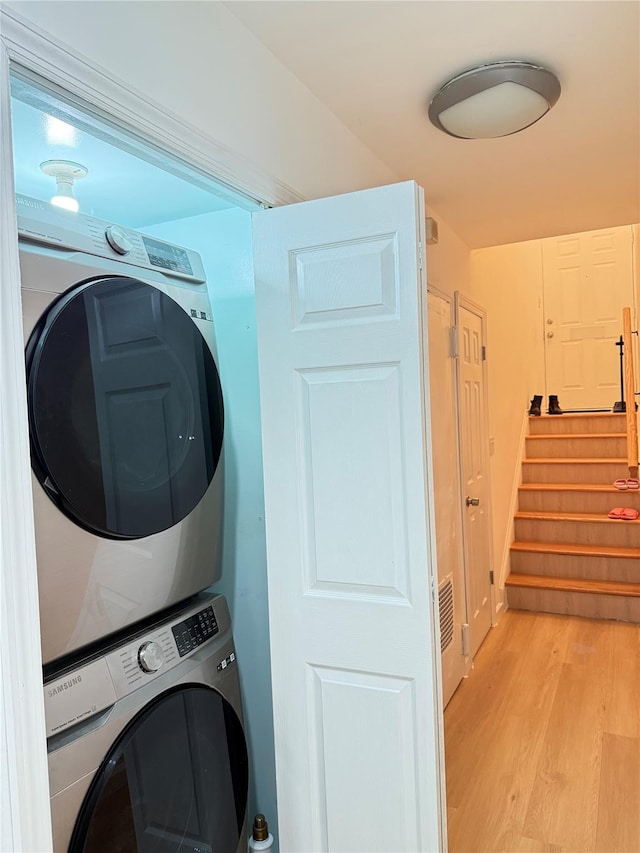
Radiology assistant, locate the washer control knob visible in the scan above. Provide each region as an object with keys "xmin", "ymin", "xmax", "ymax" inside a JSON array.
[
  {"xmin": 138, "ymin": 641, "xmax": 165, "ymax": 673},
  {"xmin": 105, "ymin": 225, "xmax": 133, "ymax": 255}
]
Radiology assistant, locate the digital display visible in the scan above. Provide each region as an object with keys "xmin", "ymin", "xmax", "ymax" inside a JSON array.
[
  {"xmin": 142, "ymin": 235, "xmax": 193, "ymax": 275},
  {"xmin": 172, "ymin": 606, "xmax": 219, "ymax": 657}
]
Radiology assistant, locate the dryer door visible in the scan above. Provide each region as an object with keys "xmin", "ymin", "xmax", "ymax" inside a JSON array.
[
  {"xmin": 26, "ymin": 276, "xmax": 224, "ymax": 539},
  {"xmin": 69, "ymin": 684, "xmax": 248, "ymax": 853}
]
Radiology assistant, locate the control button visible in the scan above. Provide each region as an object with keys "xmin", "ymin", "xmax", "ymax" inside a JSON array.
[
  {"xmin": 138, "ymin": 641, "xmax": 165, "ymax": 673},
  {"xmin": 105, "ymin": 225, "xmax": 133, "ymax": 256},
  {"xmin": 216, "ymin": 651, "xmax": 237, "ymax": 672}
]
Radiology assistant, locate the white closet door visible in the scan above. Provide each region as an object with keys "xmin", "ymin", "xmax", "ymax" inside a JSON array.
[
  {"xmin": 253, "ymin": 181, "xmax": 445, "ymax": 853},
  {"xmin": 455, "ymin": 296, "xmax": 492, "ymax": 658}
]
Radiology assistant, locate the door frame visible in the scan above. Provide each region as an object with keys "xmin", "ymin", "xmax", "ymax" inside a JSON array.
[
  {"xmin": 0, "ymin": 33, "xmax": 52, "ymax": 852},
  {"xmin": 454, "ymin": 293, "xmax": 497, "ymax": 644}
]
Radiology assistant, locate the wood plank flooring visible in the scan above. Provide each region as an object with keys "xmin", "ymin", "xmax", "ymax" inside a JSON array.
[{"xmin": 444, "ymin": 610, "xmax": 640, "ymax": 852}]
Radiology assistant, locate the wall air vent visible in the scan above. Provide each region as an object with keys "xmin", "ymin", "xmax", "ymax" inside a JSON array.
[{"xmin": 438, "ymin": 575, "xmax": 455, "ymax": 653}]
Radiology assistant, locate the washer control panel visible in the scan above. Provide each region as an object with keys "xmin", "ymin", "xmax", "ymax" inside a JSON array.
[{"xmin": 43, "ymin": 595, "xmax": 232, "ymax": 739}]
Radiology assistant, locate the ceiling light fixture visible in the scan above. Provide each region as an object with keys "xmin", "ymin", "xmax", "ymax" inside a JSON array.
[
  {"xmin": 40, "ymin": 159, "xmax": 88, "ymax": 212},
  {"xmin": 45, "ymin": 114, "xmax": 78, "ymax": 147},
  {"xmin": 428, "ymin": 61, "xmax": 561, "ymax": 140}
]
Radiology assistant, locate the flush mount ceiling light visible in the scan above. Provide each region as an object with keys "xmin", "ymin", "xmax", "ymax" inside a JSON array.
[
  {"xmin": 45, "ymin": 114, "xmax": 78, "ymax": 147},
  {"xmin": 40, "ymin": 159, "xmax": 88, "ymax": 212},
  {"xmin": 428, "ymin": 61, "xmax": 561, "ymax": 140}
]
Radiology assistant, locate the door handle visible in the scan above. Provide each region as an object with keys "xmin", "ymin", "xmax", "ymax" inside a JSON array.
[
  {"xmin": 546, "ymin": 331, "xmax": 554, "ymax": 339},
  {"xmin": 465, "ymin": 496, "xmax": 480, "ymax": 507}
]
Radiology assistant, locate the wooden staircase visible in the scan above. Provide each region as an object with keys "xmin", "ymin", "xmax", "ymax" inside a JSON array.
[{"xmin": 506, "ymin": 412, "xmax": 640, "ymax": 621}]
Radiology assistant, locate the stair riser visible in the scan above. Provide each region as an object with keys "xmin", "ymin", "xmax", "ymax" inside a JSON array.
[
  {"xmin": 518, "ymin": 490, "xmax": 640, "ymax": 514},
  {"xmin": 515, "ymin": 517, "xmax": 640, "ymax": 548},
  {"xmin": 525, "ymin": 436, "xmax": 626, "ymax": 459},
  {"xmin": 507, "ymin": 586, "xmax": 640, "ymax": 623},
  {"xmin": 528, "ymin": 415, "xmax": 626, "ymax": 435},
  {"xmin": 522, "ymin": 461, "xmax": 627, "ymax": 484},
  {"xmin": 510, "ymin": 550, "xmax": 640, "ymax": 583}
]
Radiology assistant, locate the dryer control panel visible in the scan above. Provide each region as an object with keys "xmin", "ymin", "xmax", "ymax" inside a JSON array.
[
  {"xmin": 16, "ymin": 193, "xmax": 206, "ymax": 284},
  {"xmin": 43, "ymin": 594, "xmax": 233, "ymax": 739}
]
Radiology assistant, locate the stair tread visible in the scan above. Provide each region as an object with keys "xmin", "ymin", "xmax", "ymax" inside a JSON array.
[
  {"xmin": 515, "ymin": 510, "xmax": 640, "ymax": 524},
  {"xmin": 530, "ymin": 413, "xmax": 623, "ymax": 419},
  {"xmin": 523, "ymin": 457, "xmax": 627, "ymax": 463},
  {"xmin": 519, "ymin": 483, "xmax": 638, "ymax": 493},
  {"xmin": 511, "ymin": 540, "xmax": 640, "ymax": 558},
  {"xmin": 505, "ymin": 573, "xmax": 640, "ymax": 597},
  {"xmin": 526, "ymin": 433, "xmax": 626, "ymax": 439}
]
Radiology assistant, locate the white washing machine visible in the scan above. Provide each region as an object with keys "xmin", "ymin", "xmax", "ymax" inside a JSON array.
[
  {"xmin": 45, "ymin": 593, "xmax": 248, "ymax": 852},
  {"xmin": 17, "ymin": 195, "xmax": 225, "ymax": 665}
]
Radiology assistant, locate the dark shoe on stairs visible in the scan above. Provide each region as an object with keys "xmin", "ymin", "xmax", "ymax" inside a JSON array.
[
  {"xmin": 528, "ymin": 395, "xmax": 543, "ymax": 416},
  {"xmin": 548, "ymin": 394, "xmax": 563, "ymax": 414}
]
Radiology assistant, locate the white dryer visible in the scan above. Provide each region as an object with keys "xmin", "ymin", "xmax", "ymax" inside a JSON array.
[
  {"xmin": 45, "ymin": 593, "xmax": 248, "ymax": 852},
  {"xmin": 18, "ymin": 195, "xmax": 225, "ymax": 665}
]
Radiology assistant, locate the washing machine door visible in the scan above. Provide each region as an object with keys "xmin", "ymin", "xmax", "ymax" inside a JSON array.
[
  {"xmin": 69, "ymin": 685, "xmax": 248, "ymax": 853},
  {"xmin": 26, "ymin": 276, "xmax": 224, "ymax": 539}
]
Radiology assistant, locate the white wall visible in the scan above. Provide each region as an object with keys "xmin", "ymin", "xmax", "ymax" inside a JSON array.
[
  {"xmin": 5, "ymin": 0, "xmax": 397, "ymax": 201},
  {"xmin": 146, "ymin": 209, "xmax": 276, "ymax": 832},
  {"xmin": 425, "ymin": 208, "xmax": 472, "ymax": 299}
]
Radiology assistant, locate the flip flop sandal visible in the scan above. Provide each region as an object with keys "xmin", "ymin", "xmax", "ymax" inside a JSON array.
[
  {"xmin": 609, "ymin": 507, "xmax": 625, "ymax": 519},
  {"xmin": 622, "ymin": 508, "xmax": 639, "ymax": 520},
  {"xmin": 614, "ymin": 479, "xmax": 629, "ymax": 490},
  {"xmin": 626, "ymin": 479, "xmax": 640, "ymax": 490}
]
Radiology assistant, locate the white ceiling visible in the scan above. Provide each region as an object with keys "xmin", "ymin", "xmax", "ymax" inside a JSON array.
[{"xmin": 224, "ymin": 0, "xmax": 640, "ymax": 249}]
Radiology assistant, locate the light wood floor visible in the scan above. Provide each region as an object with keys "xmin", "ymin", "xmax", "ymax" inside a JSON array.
[{"xmin": 445, "ymin": 609, "xmax": 640, "ymax": 852}]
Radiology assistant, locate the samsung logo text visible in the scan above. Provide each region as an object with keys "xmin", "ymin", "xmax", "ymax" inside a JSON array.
[{"xmin": 48, "ymin": 675, "xmax": 82, "ymax": 697}]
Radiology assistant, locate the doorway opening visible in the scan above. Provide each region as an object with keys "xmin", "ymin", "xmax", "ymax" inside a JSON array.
[{"xmin": 9, "ymin": 68, "xmax": 276, "ymax": 840}]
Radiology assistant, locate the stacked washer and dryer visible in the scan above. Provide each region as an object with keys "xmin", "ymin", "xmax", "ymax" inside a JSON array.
[{"xmin": 17, "ymin": 194, "xmax": 248, "ymax": 852}]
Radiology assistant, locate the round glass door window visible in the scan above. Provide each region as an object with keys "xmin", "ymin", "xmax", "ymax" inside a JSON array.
[
  {"xmin": 69, "ymin": 685, "xmax": 248, "ymax": 853},
  {"xmin": 26, "ymin": 276, "xmax": 224, "ymax": 539}
]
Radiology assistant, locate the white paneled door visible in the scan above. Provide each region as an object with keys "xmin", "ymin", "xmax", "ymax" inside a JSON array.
[
  {"xmin": 253, "ymin": 182, "xmax": 445, "ymax": 853},
  {"xmin": 455, "ymin": 295, "xmax": 492, "ymax": 659},
  {"xmin": 542, "ymin": 226, "xmax": 634, "ymax": 410}
]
